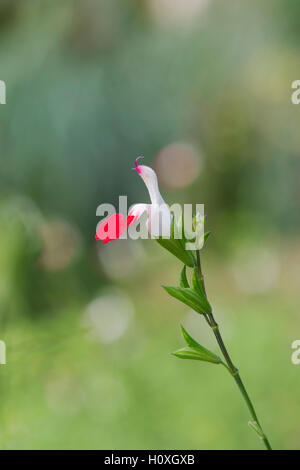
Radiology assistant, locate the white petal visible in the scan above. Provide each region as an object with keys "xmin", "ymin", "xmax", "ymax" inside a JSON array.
[
  {"xmin": 128, "ymin": 203, "xmax": 150, "ymax": 224},
  {"xmin": 135, "ymin": 163, "xmax": 165, "ymax": 205},
  {"xmin": 132, "ymin": 159, "xmax": 172, "ymax": 237},
  {"xmin": 148, "ymin": 203, "xmax": 172, "ymax": 238}
]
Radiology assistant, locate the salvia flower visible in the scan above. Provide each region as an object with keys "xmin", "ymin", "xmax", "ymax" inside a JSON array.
[
  {"xmin": 95, "ymin": 157, "xmax": 195, "ymax": 267},
  {"xmin": 96, "ymin": 156, "xmax": 171, "ymax": 241}
]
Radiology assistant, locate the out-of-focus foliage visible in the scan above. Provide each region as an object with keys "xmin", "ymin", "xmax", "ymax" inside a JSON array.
[
  {"xmin": 0, "ymin": 0, "xmax": 299, "ymax": 450},
  {"xmin": 0, "ymin": 0, "xmax": 299, "ymax": 231}
]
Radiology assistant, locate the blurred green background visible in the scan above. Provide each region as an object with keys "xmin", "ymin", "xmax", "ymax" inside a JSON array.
[{"xmin": 0, "ymin": 0, "xmax": 299, "ymax": 450}]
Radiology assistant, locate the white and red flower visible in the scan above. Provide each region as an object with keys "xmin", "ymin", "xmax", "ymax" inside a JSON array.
[{"xmin": 95, "ymin": 157, "xmax": 171, "ymax": 243}]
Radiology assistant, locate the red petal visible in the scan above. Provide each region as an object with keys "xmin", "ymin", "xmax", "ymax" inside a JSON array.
[{"xmin": 95, "ymin": 213, "xmax": 135, "ymax": 243}]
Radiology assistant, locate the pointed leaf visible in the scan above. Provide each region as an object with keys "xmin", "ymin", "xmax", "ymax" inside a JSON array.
[
  {"xmin": 191, "ymin": 268, "xmax": 205, "ymax": 297},
  {"xmin": 248, "ymin": 421, "xmax": 264, "ymax": 439},
  {"xmin": 204, "ymin": 231, "xmax": 211, "ymax": 243},
  {"xmin": 171, "ymin": 346, "xmax": 222, "ymax": 364},
  {"xmin": 162, "ymin": 286, "xmax": 212, "ymax": 315},
  {"xmin": 180, "ymin": 326, "xmax": 222, "ymax": 363},
  {"xmin": 180, "ymin": 325, "xmax": 203, "ymax": 350},
  {"xmin": 179, "ymin": 266, "xmax": 189, "ymax": 288},
  {"xmin": 156, "ymin": 237, "xmax": 195, "ymax": 267}
]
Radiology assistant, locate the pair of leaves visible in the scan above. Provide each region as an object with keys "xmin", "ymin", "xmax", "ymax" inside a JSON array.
[
  {"xmin": 172, "ymin": 326, "xmax": 222, "ymax": 365},
  {"xmin": 155, "ymin": 218, "xmax": 212, "ymax": 268},
  {"xmin": 179, "ymin": 261, "xmax": 207, "ymax": 294},
  {"xmin": 163, "ymin": 266, "xmax": 212, "ymax": 315},
  {"xmin": 163, "ymin": 285, "xmax": 211, "ymax": 315},
  {"xmin": 155, "ymin": 210, "xmax": 212, "ymax": 268}
]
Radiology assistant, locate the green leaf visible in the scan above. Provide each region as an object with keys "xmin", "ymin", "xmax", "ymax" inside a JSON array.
[
  {"xmin": 156, "ymin": 237, "xmax": 195, "ymax": 267},
  {"xmin": 180, "ymin": 325, "xmax": 203, "ymax": 349},
  {"xmin": 171, "ymin": 346, "xmax": 222, "ymax": 364},
  {"xmin": 191, "ymin": 268, "xmax": 205, "ymax": 297},
  {"xmin": 248, "ymin": 421, "xmax": 264, "ymax": 439},
  {"xmin": 180, "ymin": 326, "xmax": 222, "ymax": 363},
  {"xmin": 204, "ymin": 231, "xmax": 211, "ymax": 243},
  {"xmin": 179, "ymin": 265, "xmax": 189, "ymax": 288},
  {"xmin": 162, "ymin": 286, "xmax": 212, "ymax": 315}
]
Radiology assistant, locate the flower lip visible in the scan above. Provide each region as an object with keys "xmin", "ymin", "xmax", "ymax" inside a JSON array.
[
  {"xmin": 95, "ymin": 213, "xmax": 135, "ymax": 243},
  {"xmin": 132, "ymin": 155, "xmax": 144, "ymax": 174}
]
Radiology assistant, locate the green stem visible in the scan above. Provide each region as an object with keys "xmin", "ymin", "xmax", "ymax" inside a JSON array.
[{"xmin": 196, "ymin": 250, "xmax": 272, "ymax": 450}]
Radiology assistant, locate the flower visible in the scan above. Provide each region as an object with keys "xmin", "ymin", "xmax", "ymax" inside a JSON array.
[
  {"xmin": 95, "ymin": 157, "xmax": 171, "ymax": 243},
  {"xmin": 95, "ymin": 157, "xmax": 195, "ymax": 267}
]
